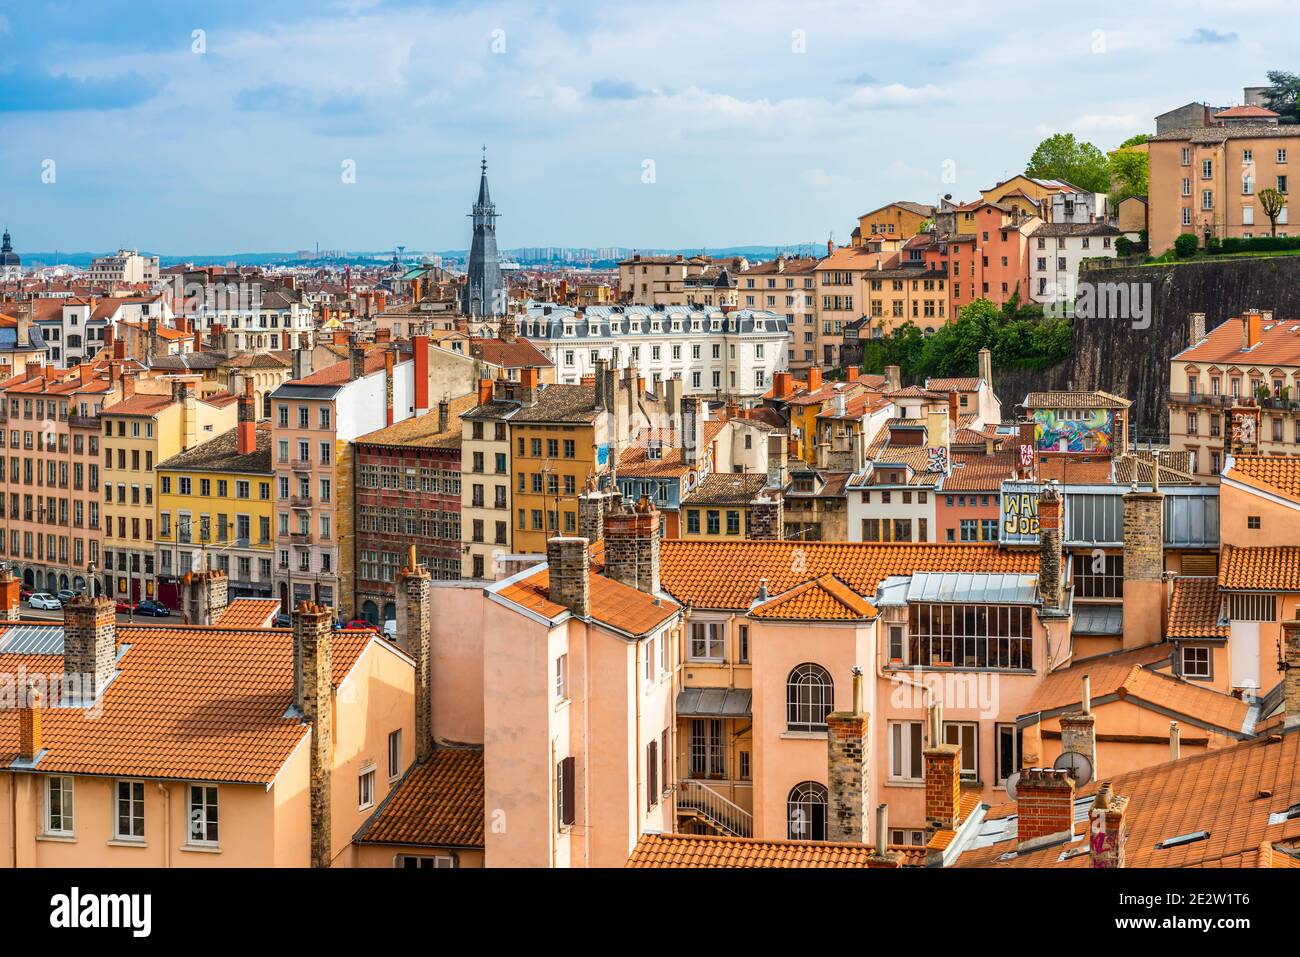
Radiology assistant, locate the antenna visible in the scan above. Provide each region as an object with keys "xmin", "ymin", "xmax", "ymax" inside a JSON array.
[{"xmin": 1053, "ymin": 750, "xmax": 1094, "ymax": 788}]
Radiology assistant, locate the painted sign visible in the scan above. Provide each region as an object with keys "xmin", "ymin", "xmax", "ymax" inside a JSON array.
[{"xmin": 1001, "ymin": 486, "xmax": 1040, "ymax": 538}]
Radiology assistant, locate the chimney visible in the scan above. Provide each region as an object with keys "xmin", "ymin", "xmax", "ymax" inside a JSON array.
[
  {"xmin": 884, "ymin": 364, "xmax": 901, "ymax": 392},
  {"xmin": 398, "ymin": 546, "xmax": 433, "ymax": 763},
  {"xmin": 1242, "ymin": 310, "xmax": 1263, "ymax": 350},
  {"xmin": 681, "ymin": 397, "xmax": 699, "ymax": 466},
  {"xmin": 1188, "ymin": 312, "xmax": 1206, "ymax": 345},
  {"xmin": 192, "ymin": 326, "xmax": 203, "ymax": 354},
  {"xmin": 102, "ymin": 322, "xmax": 115, "ymax": 353},
  {"xmin": 867, "ymin": 804, "xmax": 903, "ymax": 867},
  {"xmin": 846, "ymin": 367, "xmax": 860, "ymax": 383},
  {"xmin": 122, "ymin": 372, "xmax": 136, "ymax": 400},
  {"xmin": 293, "ymin": 601, "xmax": 334, "ymax": 868},
  {"xmin": 546, "ymin": 537, "xmax": 591, "ymax": 617},
  {"xmin": 947, "ymin": 391, "xmax": 959, "ymax": 425},
  {"xmin": 349, "ymin": 344, "xmax": 366, "ymax": 381},
  {"xmin": 0, "ymin": 567, "xmax": 22, "ymax": 620},
  {"xmin": 520, "ymin": 365, "xmax": 540, "ymax": 405},
  {"xmin": 766, "ymin": 432, "xmax": 788, "ymax": 489},
  {"xmin": 237, "ymin": 378, "xmax": 257, "ymax": 454},
  {"xmin": 773, "ymin": 371, "xmax": 793, "ymax": 399},
  {"xmin": 1087, "ymin": 783, "xmax": 1129, "ymax": 868},
  {"xmin": 383, "ymin": 348, "xmax": 395, "ymax": 427},
  {"xmin": 1122, "ymin": 482, "xmax": 1165, "ymax": 648},
  {"xmin": 476, "ymin": 377, "xmax": 493, "ymax": 406},
  {"xmin": 826, "ymin": 667, "xmax": 870, "ymax": 843},
  {"xmin": 413, "ymin": 334, "xmax": 430, "ymax": 415},
  {"xmin": 1037, "ymin": 482, "xmax": 1064, "ymax": 613},
  {"xmin": 1282, "ymin": 619, "xmax": 1300, "ymax": 729},
  {"xmin": 807, "ymin": 367, "xmax": 823, "ymax": 392},
  {"xmin": 186, "ymin": 569, "xmax": 229, "ymax": 626},
  {"xmin": 578, "ymin": 486, "xmax": 614, "ymax": 544},
  {"xmin": 748, "ymin": 488, "xmax": 784, "ymax": 540},
  {"xmin": 603, "ymin": 497, "xmax": 660, "ymax": 594},
  {"xmin": 62, "ymin": 593, "xmax": 117, "ymax": 703},
  {"xmin": 1015, "ymin": 768, "xmax": 1076, "ymax": 852},
  {"xmin": 1169, "ymin": 721, "xmax": 1181, "ymax": 761},
  {"xmin": 977, "ymin": 347, "xmax": 993, "ymax": 387},
  {"xmin": 17, "ymin": 683, "xmax": 42, "ymax": 762},
  {"xmin": 1059, "ymin": 675, "xmax": 1097, "ymax": 779},
  {"xmin": 437, "ymin": 397, "xmax": 449, "ymax": 434},
  {"xmin": 923, "ymin": 713, "xmax": 961, "ymax": 837},
  {"xmin": 25, "ymin": 360, "xmax": 41, "ymax": 382},
  {"xmin": 293, "ymin": 348, "xmax": 313, "ymax": 381}
]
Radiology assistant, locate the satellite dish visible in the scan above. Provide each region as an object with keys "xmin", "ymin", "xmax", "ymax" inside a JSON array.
[
  {"xmin": 1004, "ymin": 771, "xmax": 1021, "ymax": 801},
  {"xmin": 1054, "ymin": 750, "xmax": 1094, "ymax": 788}
]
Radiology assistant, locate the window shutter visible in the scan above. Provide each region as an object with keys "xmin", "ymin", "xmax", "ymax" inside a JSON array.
[
  {"xmin": 661, "ymin": 729, "xmax": 670, "ymax": 790},
  {"xmin": 647, "ymin": 741, "xmax": 658, "ymax": 805},
  {"xmin": 559, "ymin": 756, "xmax": 576, "ymax": 826}
]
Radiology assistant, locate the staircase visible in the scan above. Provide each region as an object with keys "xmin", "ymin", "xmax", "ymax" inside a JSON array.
[{"xmin": 677, "ymin": 780, "xmax": 753, "ymax": 837}]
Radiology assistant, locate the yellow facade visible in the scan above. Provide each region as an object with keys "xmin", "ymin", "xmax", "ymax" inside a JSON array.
[{"xmin": 509, "ymin": 421, "xmax": 596, "ymax": 553}]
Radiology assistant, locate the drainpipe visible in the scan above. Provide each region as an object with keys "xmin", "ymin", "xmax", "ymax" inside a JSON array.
[{"xmin": 157, "ymin": 781, "xmax": 171, "ymax": 867}]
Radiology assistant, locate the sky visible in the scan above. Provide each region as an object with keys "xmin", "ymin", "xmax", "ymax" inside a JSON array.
[{"xmin": 0, "ymin": 0, "xmax": 1294, "ymax": 255}]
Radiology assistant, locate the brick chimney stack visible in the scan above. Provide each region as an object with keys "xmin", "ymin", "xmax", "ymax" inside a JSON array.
[
  {"xmin": 1015, "ymin": 768, "xmax": 1076, "ymax": 852},
  {"xmin": 236, "ymin": 378, "xmax": 256, "ymax": 454},
  {"xmin": 293, "ymin": 601, "xmax": 335, "ymax": 868},
  {"xmin": 826, "ymin": 667, "xmax": 870, "ymax": 843},
  {"xmin": 603, "ymin": 496, "xmax": 660, "ymax": 594},
  {"xmin": 578, "ymin": 485, "xmax": 617, "ymax": 545},
  {"xmin": 62, "ymin": 593, "xmax": 117, "ymax": 703},
  {"xmin": 0, "ymin": 567, "xmax": 22, "ymax": 620},
  {"xmin": 349, "ymin": 343, "xmax": 366, "ymax": 381},
  {"xmin": 397, "ymin": 545, "xmax": 433, "ymax": 763},
  {"xmin": 546, "ymin": 537, "xmax": 590, "ymax": 618},
  {"xmin": 1282, "ymin": 619, "xmax": 1300, "ymax": 729},
  {"xmin": 1059, "ymin": 673, "xmax": 1097, "ymax": 778},
  {"xmin": 185, "ymin": 568, "xmax": 229, "ymax": 626},
  {"xmin": 1037, "ymin": 481, "xmax": 1064, "ymax": 614},
  {"xmin": 1087, "ymin": 782, "xmax": 1129, "ymax": 868},
  {"xmin": 17, "ymin": 683, "xmax": 42, "ymax": 762},
  {"xmin": 923, "ymin": 737, "xmax": 961, "ymax": 838},
  {"xmin": 748, "ymin": 488, "xmax": 784, "ymax": 541},
  {"xmin": 1122, "ymin": 480, "xmax": 1165, "ymax": 648}
]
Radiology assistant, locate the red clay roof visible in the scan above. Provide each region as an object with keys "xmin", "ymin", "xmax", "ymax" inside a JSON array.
[
  {"xmin": 627, "ymin": 832, "xmax": 926, "ymax": 868},
  {"xmin": 216, "ymin": 598, "xmax": 282, "ymax": 629},
  {"xmin": 494, "ymin": 567, "xmax": 680, "ymax": 637},
  {"xmin": 354, "ymin": 747, "xmax": 484, "ymax": 849},
  {"xmin": 1219, "ymin": 544, "xmax": 1300, "ymax": 592},
  {"xmin": 750, "ymin": 574, "xmax": 877, "ymax": 621},
  {"xmin": 1176, "ymin": 315, "xmax": 1300, "ymax": 367},
  {"xmin": 1225, "ymin": 455, "xmax": 1300, "ymax": 505},
  {"xmin": 1167, "ymin": 577, "xmax": 1229, "ymax": 640}
]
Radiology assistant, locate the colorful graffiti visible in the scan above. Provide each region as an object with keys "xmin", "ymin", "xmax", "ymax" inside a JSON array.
[{"xmin": 1032, "ymin": 409, "xmax": 1114, "ymax": 453}]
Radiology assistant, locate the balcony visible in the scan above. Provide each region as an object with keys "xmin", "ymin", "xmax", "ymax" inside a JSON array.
[
  {"xmin": 67, "ymin": 415, "xmax": 100, "ymax": 429},
  {"xmin": 290, "ymin": 459, "xmax": 312, "ymax": 472},
  {"xmin": 290, "ymin": 495, "xmax": 313, "ymax": 509},
  {"xmin": 290, "ymin": 532, "xmax": 313, "ymax": 545}
]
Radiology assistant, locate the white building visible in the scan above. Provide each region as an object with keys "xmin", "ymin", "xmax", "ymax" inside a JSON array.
[
  {"xmin": 41, "ymin": 294, "xmax": 172, "ymax": 366},
  {"xmin": 89, "ymin": 249, "xmax": 160, "ymax": 285},
  {"xmin": 184, "ymin": 281, "xmax": 316, "ymax": 352},
  {"xmin": 1049, "ymin": 190, "xmax": 1109, "ymax": 225},
  {"xmin": 517, "ymin": 303, "xmax": 789, "ymax": 402},
  {"xmin": 1028, "ymin": 223, "xmax": 1122, "ymax": 312}
]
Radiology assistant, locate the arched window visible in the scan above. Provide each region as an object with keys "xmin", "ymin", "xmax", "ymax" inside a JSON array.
[
  {"xmin": 787, "ymin": 781, "xmax": 828, "ymax": 841},
  {"xmin": 787, "ymin": 663, "xmax": 833, "ymax": 732}
]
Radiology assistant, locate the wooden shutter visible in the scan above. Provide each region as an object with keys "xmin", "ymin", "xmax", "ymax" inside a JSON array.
[
  {"xmin": 647, "ymin": 741, "xmax": 658, "ymax": 805},
  {"xmin": 559, "ymin": 756, "xmax": 576, "ymax": 826},
  {"xmin": 661, "ymin": 729, "xmax": 670, "ymax": 790}
]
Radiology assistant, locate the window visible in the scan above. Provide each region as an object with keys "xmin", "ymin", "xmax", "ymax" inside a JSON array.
[
  {"xmin": 646, "ymin": 739, "xmax": 659, "ymax": 807},
  {"xmin": 1182, "ymin": 645, "xmax": 1211, "ymax": 679},
  {"xmin": 388, "ymin": 730, "xmax": 403, "ymax": 780},
  {"xmin": 689, "ymin": 621, "xmax": 724, "ymax": 661},
  {"xmin": 786, "ymin": 662, "xmax": 833, "ymax": 732},
  {"xmin": 358, "ymin": 767, "xmax": 376, "ymax": 810},
  {"xmin": 907, "ymin": 603, "xmax": 1033, "ymax": 669},
  {"xmin": 996, "ymin": 723, "xmax": 1022, "ymax": 785},
  {"xmin": 556, "ymin": 756, "xmax": 576, "ymax": 827},
  {"xmin": 115, "ymin": 780, "xmax": 145, "ymax": 841},
  {"xmin": 1072, "ymin": 553, "xmax": 1124, "ymax": 598},
  {"xmin": 555, "ymin": 653, "xmax": 568, "ymax": 699},
  {"xmin": 737, "ymin": 624, "xmax": 749, "ymax": 664},
  {"xmin": 1247, "ymin": 515, "xmax": 1261, "ymax": 530},
  {"xmin": 888, "ymin": 624, "xmax": 905, "ymax": 662},
  {"xmin": 44, "ymin": 776, "xmax": 74, "ymax": 836},
  {"xmin": 943, "ymin": 721, "xmax": 979, "ymax": 781},
  {"xmin": 188, "ymin": 784, "xmax": 219, "ymax": 845},
  {"xmin": 889, "ymin": 721, "xmax": 924, "ymax": 781},
  {"xmin": 787, "ymin": 782, "xmax": 828, "ymax": 841},
  {"xmin": 688, "ymin": 718, "xmax": 726, "ymax": 778}
]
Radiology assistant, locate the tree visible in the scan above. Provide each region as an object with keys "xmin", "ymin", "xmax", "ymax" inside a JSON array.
[
  {"xmin": 1118, "ymin": 133, "xmax": 1151, "ymax": 149},
  {"xmin": 1109, "ymin": 147, "xmax": 1149, "ymax": 202},
  {"xmin": 1262, "ymin": 70, "xmax": 1300, "ymax": 122},
  {"xmin": 1174, "ymin": 233, "xmax": 1199, "ymax": 258},
  {"xmin": 1026, "ymin": 133, "xmax": 1111, "ymax": 193},
  {"xmin": 1258, "ymin": 187, "xmax": 1286, "ymax": 237}
]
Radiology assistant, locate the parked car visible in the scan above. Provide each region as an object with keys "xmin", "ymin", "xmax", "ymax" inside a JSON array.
[
  {"xmin": 19, "ymin": 587, "xmax": 32, "ymax": 601},
  {"xmin": 28, "ymin": 593, "xmax": 61, "ymax": 610},
  {"xmin": 344, "ymin": 619, "xmax": 380, "ymax": 633},
  {"xmin": 57, "ymin": 589, "xmax": 76, "ymax": 604},
  {"xmin": 383, "ymin": 619, "xmax": 397, "ymax": 641},
  {"xmin": 134, "ymin": 599, "xmax": 170, "ymax": 618},
  {"xmin": 115, "ymin": 599, "xmax": 136, "ymax": 614}
]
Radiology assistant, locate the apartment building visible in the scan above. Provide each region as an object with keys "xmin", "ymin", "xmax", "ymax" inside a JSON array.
[
  {"xmin": 353, "ymin": 393, "xmax": 474, "ymax": 623},
  {"xmin": 182, "ymin": 277, "xmax": 316, "ymax": 352},
  {"xmin": 88, "ymin": 248, "xmax": 160, "ymax": 285},
  {"xmin": 460, "ymin": 379, "xmax": 519, "ymax": 580},
  {"xmin": 813, "ymin": 246, "xmax": 882, "ymax": 368},
  {"xmin": 1027, "ymin": 222, "xmax": 1121, "ymax": 309},
  {"xmin": 517, "ymin": 303, "xmax": 789, "ymax": 401},
  {"xmin": 947, "ymin": 202, "xmax": 1039, "ymax": 315},
  {"xmin": 1169, "ymin": 309, "xmax": 1300, "ymax": 480},
  {"xmin": 0, "ymin": 363, "xmax": 115, "ymax": 594},
  {"xmin": 851, "ymin": 201, "xmax": 934, "ymax": 244},
  {"xmin": 617, "ymin": 253, "xmax": 745, "ymax": 307},
  {"xmin": 735, "ymin": 255, "xmax": 818, "ymax": 370},
  {"xmin": 1149, "ymin": 123, "xmax": 1298, "ymax": 253}
]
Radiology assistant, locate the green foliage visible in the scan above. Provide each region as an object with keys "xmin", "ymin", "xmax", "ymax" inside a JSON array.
[
  {"xmin": 1118, "ymin": 133, "xmax": 1152, "ymax": 149},
  {"xmin": 1258, "ymin": 187, "xmax": 1286, "ymax": 236},
  {"xmin": 858, "ymin": 297, "xmax": 1071, "ymax": 385},
  {"xmin": 1205, "ymin": 235, "xmax": 1222, "ymax": 255},
  {"xmin": 1109, "ymin": 147, "xmax": 1148, "ymax": 202},
  {"xmin": 1026, "ymin": 133, "xmax": 1111, "ymax": 193},
  {"xmin": 1263, "ymin": 70, "xmax": 1300, "ymax": 122},
  {"xmin": 1115, "ymin": 235, "xmax": 1132, "ymax": 256},
  {"xmin": 1174, "ymin": 233, "xmax": 1199, "ymax": 258},
  {"xmin": 1220, "ymin": 235, "xmax": 1300, "ymax": 254}
]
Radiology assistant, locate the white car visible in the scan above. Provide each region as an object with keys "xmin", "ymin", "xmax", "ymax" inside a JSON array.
[{"xmin": 28, "ymin": 593, "xmax": 62, "ymax": 610}]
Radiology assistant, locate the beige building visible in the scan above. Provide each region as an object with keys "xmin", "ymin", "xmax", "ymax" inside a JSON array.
[
  {"xmin": 617, "ymin": 254, "xmax": 745, "ymax": 307},
  {"xmin": 460, "ymin": 378, "xmax": 517, "ymax": 580},
  {"xmin": 736, "ymin": 255, "xmax": 818, "ymax": 370}
]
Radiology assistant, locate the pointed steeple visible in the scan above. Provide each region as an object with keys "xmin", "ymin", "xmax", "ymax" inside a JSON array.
[{"xmin": 462, "ymin": 149, "xmax": 505, "ymax": 317}]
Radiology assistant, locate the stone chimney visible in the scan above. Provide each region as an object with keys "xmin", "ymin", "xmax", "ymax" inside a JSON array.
[
  {"xmin": 1015, "ymin": 768, "xmax": 1076, "ymax": 852},
  {"xmin": 437, "ymin": 397, "xmax": 449, "ymax": 435},
  {"xmin": 807, "ymin": 367, "xmax": 823, "ymax": 392},
  {"xmin": 293, "ymin": 347, "xmax": 313, "ymax": 381},
  {"xmin": 748, "ymin": 487, "xmax": 784, "ymax": 540},
  {"xmin": 17, "ymin": 683, "xmax": 42, "ymax": 762},
  {"xmin": 1087, "ymin": 783, "xmax": 1129, "ymax": 868},
  {"xmin": 0, "ymin": 567, "xmax": 22, "ymax": 620},
  {"xmin": 826, "ymin": 667, "xmax": 869, "ymax": 843},
  {"xmin": 62, "ymin": 593, "xmax": 117, "ymax": 703},
  {"xmin": 293, "ymin": 601, "xmax": 334, "ymax": 868},
  {"xmin": 1037, "ymin": 481, "xmax": 1064, "ymax": 613},
  {"xmin": 397, "ymin": 546, "xmax": 433, "ymax": 763},
  {"xmin": 977, "ymin": 347, "xmax": 993, "ymax": 386},
  {"xmin": 546, "ymin": 537, "xmax": 590, "ymax": 618},
  {"xmin": 766, "ymin": 432, "xmax": 788, "ymax": 489},
  {"xmin": 186, "ymin": 568, "xmax": 229, "ymax": 626},
  {"xmin": 680, "ymin": 396, "xmax": 699, "ymax": 466},
  {"xmin": 603, "ymin": 497, "xmax": 660, "ymax": 594},
  {"xmin": 1282, "ymin": 619, "xmax": 1300, "ymax": 729},
  {"xmin": 884, "ymin": 364, "xmax": 901, "ymax": 392},
  {"xmin": 1122, "ymin": 482, "xmax": 1165, "ymax": 648},
  {"xmin": 1059, "ymin": 674, "xmax": 1097, "ymax": 779},
  {"xmin": 1187, "ymin": 312, "xmax": 1206, "ymax": 345},
  {"xmin": 237, "ymin": 378, "xmax": 256, "ymax": 454},
  {"xmin": 578, "ymin": 485, "xmax": 616, "ymax": 544},
  {"xmin": 349, "ymin": 344, "xmax": 366, "ymax": 380}
]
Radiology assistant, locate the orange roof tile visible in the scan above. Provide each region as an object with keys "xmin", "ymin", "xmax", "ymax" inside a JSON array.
[
  {"xmin": 494, "ymin": 567, "xmax": 680, "ymax": 637},
  {"xmin": 1219, "ymin": 544, "xmax": 1300, "ymax": 592},
  {"xmin": 1166, "ymin": 577, "xmax": 1228, "ymax": 640},
  {"xmin": 354, "ymin": 747, "xmax": 484, "ymax": 848},
  {"xmin": 941, "ymin": 450, "xmax": 1017, "ymax": 491},
  {"xmin": 0, "ymin": 623, "xmax": 371, "ymax": 783},
  {"xmin": 216, "ymin": 598, "xmax": 282, "ymax": 629},
  {"xmin": 1225, "ymin": 455, "xmax": 1300, "ymax": 505},
  {"xmin": 1176, "ymin": 315, "xmax": 1300, "ymax": 367},
  {"xmin": 626, "ymin": 832, "xmax": 925, "ymax": 868},
  {"xmin": 660, "ymin": 541, "xmax": 1038, "ymax": 611},
  {"xmin": 750, "ymin": 574, "xmax": 877, "ymax": 621}
]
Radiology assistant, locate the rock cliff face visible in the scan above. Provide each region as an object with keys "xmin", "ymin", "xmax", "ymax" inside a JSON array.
[{"xmin": 991, "ymin": 256, "xmax": 1300, "ymax": 440}]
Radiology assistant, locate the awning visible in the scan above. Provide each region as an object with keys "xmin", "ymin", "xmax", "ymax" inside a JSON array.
[
  {"xmin": 675, "ymin": 688, "xmax": 752, "ymax": 718},
  {"xmin": 1072, "ymin": 603, "xmax": 1123, "ymax": 636}
]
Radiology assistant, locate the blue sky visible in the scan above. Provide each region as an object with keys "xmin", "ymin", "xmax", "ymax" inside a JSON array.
[{"xmin": 0, "ymin": 0, "xmax": 1293, "ymax": 254}]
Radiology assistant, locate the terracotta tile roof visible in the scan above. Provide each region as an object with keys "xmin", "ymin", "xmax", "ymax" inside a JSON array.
[
  {"xmin": 618, "ymin": 420, "xmax": 726, "ymax": 478},
  {"xmin": 1225, "ymin": 455, "xmax": 1300, "ymax": 505},
  {"xmin": 469, "ymin": 337, "xmax": 553, "ymax": 369},
  {"xmin": 626, "ymin": 832, "xmax": 924, "ymax": 868},
  {"xmin": 926, "ymin": 377, "xmax": 981, "ymax": 391},
  {"xmin": 941, "ymin": 450, "xmax": 1017, "ymax": 491},
  {"xmin": 216, "ymin": 598, "xmax": 282, "ymax": 629},
  {"xmin": 1026, "ymin": 644, "xmax": 1173, "ymax": 713},
  {"xmin": 356, "ymin": 393, "xmax": 476, "ymax": 449},
  {"xmin": 1167, "ymin": 577, "xmax": 1228, "ymax": 640},
  {"xmin": 955, "ymin": 728, "xmax": 1300, "ymax": 868},
  {"xmin": 1219, "ymin": 544, "xmax": 1300, "ymax": 592},
  {"xmin": 1214, "ymin": 104, "xmax": 1279, "ymax": 119},
  {"xmin": 1174, "ymin": 315, "xmax": 1300, "ymax": 367},
  {"xmin": 1113, "ymin": 452, "xmax": 1197, "ymax": 486},
  {"xmin": 1023, "ymin": 391, "xmax": 1130, "ymax": 410},
  {"xmin": 682, "ymin": 472, "xmax": 770, "ymax": 505},
  {"xmin": 157, "ymin": 422, "xmax": 271, "ymax": 474},
  {"xmin": 0, "ymin": 623, "xmax": 371, "ymax": 783},
  {"xmin": 101, "ymin": 392, "xmax": 175, "ymax": 417},
  {"xmin": 750, "ymin": 574, "xmax": 877, "ymax": 621},
  {"xmin": 509, "ymin": 384, "xmax": 601, "ymax": 424},
  {"xmin": 493, "ymin": 567, "xmax": 680, "ymax": 638},
  {"xmin": 354, "ymin": 747, "xmax": 484, "ymax": 849},
  {"xmin": 290, "ymin": 349, "xmax": 391, "ymax": 387},
  {"xmin": 661, "ymin": 541, "xmax": 1038, "ymax": 611}
]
